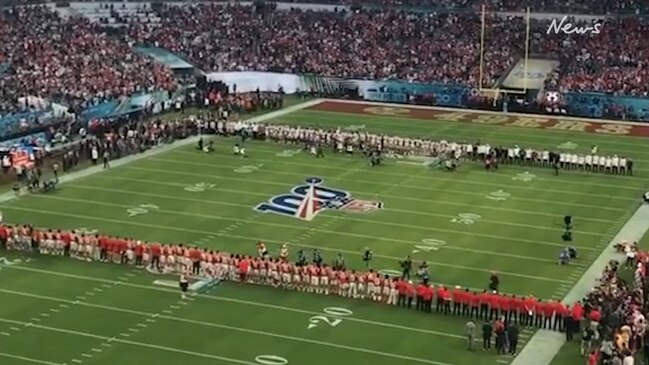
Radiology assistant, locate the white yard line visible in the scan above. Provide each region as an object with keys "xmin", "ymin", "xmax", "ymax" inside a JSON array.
[
  {"xmin": 141, "ymin": 156, "xmax": 632, "ymax": 208},
  {"xmin": 0, "ymin": 313, "xmax": 456, "ymax": 365},
  {"xmin": 0, "ymin": 352, "xmax": 65, "ymax": 365},
  {"xmin": 0, "ymin": 205, "xmax": 569, "ymax": 284},
  {"xmin": 511, "ymin": 203, "xmax": 649, "ymax": 365},
  {"xmin": 63, "ymin": 183, "xmax": 597, "ymax": 264},
  {"xmin": 88, "ymin": 173, "xmax": 619, "ymax": 225},
  {"xmin": 26, "ymin": 188, "xmax": 603, "ymax": 253},
  {"xmin": 170, "ymin": 148, "xmax": 638, "ymax": 200},
  {"xmin": 0, "ymin": 99, "xmax": 322, "ymax": 206},
  {"xmin": 0, "ymin": 279, "xmax": 464, "ymax": 341}
]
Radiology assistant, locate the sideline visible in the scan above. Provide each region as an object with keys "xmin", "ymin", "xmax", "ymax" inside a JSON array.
[
  {"xmin": 510, "ymin": 202, "xmax": 649, "ymax": 365},
  {"xmin": 0, "ymin": 98, "xmax": 323, "ymax": 205}
]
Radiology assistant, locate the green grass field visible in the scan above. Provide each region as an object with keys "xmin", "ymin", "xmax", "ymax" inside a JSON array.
[{"xmin": 0, "ymin": 99, "xmax": 647, "ymax": 365}]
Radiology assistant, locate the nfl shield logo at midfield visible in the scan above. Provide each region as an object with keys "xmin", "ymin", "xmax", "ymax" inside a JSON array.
[{"xmin": 255, "ymin": 177, "xmax": 384, "ymax": 221}]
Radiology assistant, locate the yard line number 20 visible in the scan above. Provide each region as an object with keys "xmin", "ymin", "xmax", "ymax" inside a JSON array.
[{"xmin": 307, "ymin": 307, "xmax": 354, "ymax": 329}]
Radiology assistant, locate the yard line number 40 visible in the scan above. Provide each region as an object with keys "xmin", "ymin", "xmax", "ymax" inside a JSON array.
[{"xmin": 307, "ymin": 307, "xmax": 354, "ymax": 329}]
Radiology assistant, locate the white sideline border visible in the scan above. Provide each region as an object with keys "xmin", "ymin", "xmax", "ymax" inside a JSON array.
[
  {"xmin": 323, "ymin": 98, "xmax": 649, "ymax": 127},
  {"xmin": 510, "ymin": 203, "xmax": 649, "ymax": 365},
  {"xmin": 0, "ymin": 99, "xmax": 323, "ymax": 205}
]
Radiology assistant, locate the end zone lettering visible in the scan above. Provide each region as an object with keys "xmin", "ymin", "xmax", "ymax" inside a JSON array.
[{"xmin": 255, "ymin": 177, "xmax": 383, "ymax": 221}]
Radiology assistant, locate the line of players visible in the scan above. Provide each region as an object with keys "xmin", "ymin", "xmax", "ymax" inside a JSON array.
[
  {"xmin": 0, "ymin": 225, "xmax": 586, "ymax": 332},
  {"xmin": 257, "ymin": 124, "xmax": 633, "ymax": 175}
]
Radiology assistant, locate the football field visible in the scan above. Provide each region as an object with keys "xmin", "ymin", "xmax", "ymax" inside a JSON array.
[{"xmin": 0, "ymin": 99, "xmax": 647, "ymax": 365}]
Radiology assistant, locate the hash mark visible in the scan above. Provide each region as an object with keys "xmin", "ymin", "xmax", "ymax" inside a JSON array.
[
  {"xmin": 71, "ymin": 359, "xmax": 83, "ymax": 363},
  {"xmin": 119, "ymin": 333, "xmax": 130, "ymax": 337},
  {"xmin": 40, "ymin": 313, "xmax": 50, "ymax": 317},
  {"xmin": 81, "ymin": 353, "xmax": 93, "ymax": 358},
  {"xmin": 128, "ymin": 328, "xmax": 139, "ymax": 333},
  {"xmin": 91, "ymin": 348, "xmax": 102, "ymax": 353},
  {"xmin": 49, "ymin": 308, "xmax": 60, "ymax": 313},
  {"xmin": 9, "ymin": 327, "xmax": 20, "ymax": 331},
  {"xmin": 136, "ymin": 323, "xmax": 148, "ymax": 328}
]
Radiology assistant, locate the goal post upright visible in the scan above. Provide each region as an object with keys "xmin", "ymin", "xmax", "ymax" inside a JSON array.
[{"xmin": 478, "ymin": 6, "xmax": 532, "ymax": 96}]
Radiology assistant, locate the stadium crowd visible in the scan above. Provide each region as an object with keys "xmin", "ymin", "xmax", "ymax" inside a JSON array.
[
  {"xmin": 123, "ymin": 4, "xmax": 649, "ymax": 97},
  {"xmin": 0, "ymin": 5, "xmax": 176, "ymax": 118}
]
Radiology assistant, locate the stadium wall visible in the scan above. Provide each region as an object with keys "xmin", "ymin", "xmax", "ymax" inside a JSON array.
[{"xmin": 207, "ymin": 71, "xmax": 649, "ymax": 122}]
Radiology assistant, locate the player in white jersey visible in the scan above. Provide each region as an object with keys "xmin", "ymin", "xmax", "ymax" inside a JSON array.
[
  {"xmin": 620, "ymin": 157, "xmax": 627, "ymax": 174},
  {"xmin": 598, "ymin": 156, "xmax": 606, "ymax": 173},
  {"xmin": 70, "ymin": 236, "xmax": 79, "ymax": 259},
  {"xmin": 387, "ymin": 278, "xmax": 398, "ymax": 305},
  {"xmin": 348, "ymin": 271, "xmax": 358, "ymax": 298},
  {"xmin": 605, "ymin": 156, "xmax": 612, "ymax": 173},
  {"xmin": 612, "ymin": 155, "xmax": 620, "ymax": 174},
  {"xmin": 570, "ymin": 154, "xmax": 578, "ymax": 169},
  {"xmin": 380, "ymin": 276, "xmax": 391, "ymax": 302},
  {"xmin": 577, "ymin": 155, "xmax": 585, "ymax": 170},
  {"xmin": 585, "ymin": 155, "xmax": 593, "ymax": 171}
]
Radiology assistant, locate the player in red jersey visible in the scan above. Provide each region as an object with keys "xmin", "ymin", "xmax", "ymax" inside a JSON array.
[{"xmin": 338, "ymin": 269, "xmax": 348, "ymax": 297}]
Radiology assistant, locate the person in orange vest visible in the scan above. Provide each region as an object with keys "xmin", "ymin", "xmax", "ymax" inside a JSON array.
[
  {"xmin": 522, "ymin": 295, "xmax": 537, "ymax": 327},
  {"xmin": 396, "ymin": 279, "xmax": 408, "ymax": 307},
  {"xmin": 452, "ymin": 286, "xmax": 463, "ymax": 315},
  {"xmin": 405, "ymin": 280, "xmax": 415, "ymax": 308},
  {"xmin": 572, "ymin": 301, "xmax": 584, "ymax": 336},
  {"xmin": 489, "ymin": 291, "xmax": 500, "ymax": 321},
  {"xmin": 499, "ymin": 294, "xmax": 511, "ymax": 323},
  {"xmin": 422, "ymin": 284, "xmax": 434, "ymax": 313},
  {"xmin": 534, "ymin": 298, "xmax": 545, "ymax": 327},
  {"xmin": 479, "ymin": 290, "xmax": 490, "ymax": 320},
  {"xmin": 441, "ymin": 286, "xmax": 452, "ymax": 315},
  {"xmin": 554, "ymin": 301, "xmax": 569, "ymax": 331},
  {"xmin": 469, "ymin": 291, "xmax": 480, "ymax": 318},
  {"xmin": 415, "ymin": 282, "xmax": 426, "ymax": 311},
  {"xmin": 542, "ymin": 300, "xmax": 556, "ymax": 329}
]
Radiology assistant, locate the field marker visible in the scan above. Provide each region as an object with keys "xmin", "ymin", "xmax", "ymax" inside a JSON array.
[
  {"xmin": 145, "ymin": 319, "xmax": 157, "ymax": 323},
  {"xmin": 0, "ymin": 273, "xmax": 483, "ymax": 341},
  {"xmin": 59, "ymin": 304, "xmax": 69, "ymax": 308},
  {"xmin": 81, "ymin": 353, "xmax": 93, "ymax": 358},
  {"xmin": 125, "ymin": 273, "xmax": 135, "ymax": 277},
  {"xmin": 71, "ymin": 359, "xmax": 83, "ymax": 363},
  {"xmin": 85, "ymin": 292, "xmax": 95, "ymax": 296},
  {"xmin": 91, "ymin": 348, "xmax": 102, "ymax": 353},
  {"xmin": 119, "ymin": 333, "xmax": 130, "ymax": 337},
  {"xmin": 136, "ymin": 323, "xmax": 148, "ymax": 328},
  {"xmin": 40, "ymin": 313, "xmax": 50, "ymax": 317},
  {"xmin": 76, "ymin": 296, "xmax": 86, "ymax": 300},
  {"xmin": 49, "ymin": 308, "xmax": 60, "ymax": 313},
  {"xmin": 170, "ymin": 305, "xmax": 180, "ymax": 309},
  {"xmin": 497, "ymin": 359, "xmax": 510, "ymax": 364},
  {"xmin": 5, "ymin": 204, "xmax": 595, "ymax": 277},
  {"xmin": 0, "ymin": 315, "xmax": 456, "ymax": 365},
  {"xmin": 101, "ymin": 343, "xmax": 112, "ymax": 347},
  {"xmin": 93, "ymin": 288, "xmax": 103, "ymax": 292},
  {"xmin": 0, "ymin": 332, "xmax": 9, "ymax": 336},
  {"xmin": 9, "ymin": 327, "xmax": 20, "ymax": 331},
  {"xmin": 0, "ymin": 352, "xmax": 65, "ymax": 365},
  {"xmin": 101, "ymin": 284, "xmax": 113, "ymax": 288},
  {"xmin": 78, "ymin": 175, "xmax": 622, "ymax": 225},
  {"xmin": 30, "ymin": 317, "xmax": 41, "ymax": 322},
  {"xmin": 128, "ymin": 328, "xmax": 139, "ymax": 333}
]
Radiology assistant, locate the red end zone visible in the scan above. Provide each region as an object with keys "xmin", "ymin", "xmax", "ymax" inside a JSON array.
[{"xmin": 308, "ymin": 100, "xmax": 649, "ymax": 138}]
